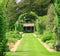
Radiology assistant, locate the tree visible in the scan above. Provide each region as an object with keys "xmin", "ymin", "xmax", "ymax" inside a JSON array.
[
  {"xmin": 0, "ymin": 0, "xmax": 7, "ymax": 56},
  {"xmin": 6, "ymin": 0, "xmax": 51, "ymax": 30},
  {"xmin": 46, "ymin": 4, "xmax": 55, "ymax": 31}
]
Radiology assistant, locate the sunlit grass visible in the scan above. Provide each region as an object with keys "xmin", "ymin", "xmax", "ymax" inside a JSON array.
[{"xmin": 6, "ymin": 33, "xmax": 60, "ymax": 56}]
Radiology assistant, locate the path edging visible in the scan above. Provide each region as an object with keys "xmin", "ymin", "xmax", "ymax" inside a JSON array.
[
  {"xmin": 10, "ymin": 38, "xmax": 23, "ymax": 52},
  {"xmin": 38, "ymin": 38, "xmax": 56, "ymax": 52}
]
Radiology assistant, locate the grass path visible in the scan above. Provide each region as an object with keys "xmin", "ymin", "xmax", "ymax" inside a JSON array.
[{"xmin": 6, "ymin": 33, "xmax": 60, "ymax": 56}]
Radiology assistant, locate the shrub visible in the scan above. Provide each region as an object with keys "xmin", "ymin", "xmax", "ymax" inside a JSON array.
[
  {"xmin": 42, "ymin": 36, "xmax": 52, "ymax": 42},
  {"xmin": 41, "ymin": 30, "xmax": 53, "ymax": 42},
  {"xmin": 46, "ymin": 40, "xmax": 54, "ymax": 44},
  {"xmin": 13, "ymin": 33, "xmax": 22, "ymax": 39},
  {"xmin": 6, "ymin": 31, "xmax": 22, "ymax": 50},
  {"xmin": 6, "ymin": 31, "xmax": 22, "ymax": 43}
]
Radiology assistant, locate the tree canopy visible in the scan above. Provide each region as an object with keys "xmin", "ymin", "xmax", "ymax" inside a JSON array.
[{"xmin": 6, "ymin": 0, "xmax": 53, "ymax": 29}]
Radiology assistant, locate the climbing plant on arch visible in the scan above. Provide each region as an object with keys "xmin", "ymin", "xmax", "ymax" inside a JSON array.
[
  {"xmin": 19, "ymin": 12, "xmax": 38, "ymax": 20},
  {"xmin": 15, "ymin": 11, "xmax": 39, "ymax": 32}
]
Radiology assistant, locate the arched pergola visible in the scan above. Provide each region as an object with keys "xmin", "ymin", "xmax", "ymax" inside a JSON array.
[{"xmin": 16, "ymin": 11, "xmax": 38, "ymax": 32}]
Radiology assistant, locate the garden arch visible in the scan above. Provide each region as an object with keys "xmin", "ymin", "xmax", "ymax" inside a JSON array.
[{"xmin": 16, "ymin": 12, "xmax": 38, "ymax": 32}]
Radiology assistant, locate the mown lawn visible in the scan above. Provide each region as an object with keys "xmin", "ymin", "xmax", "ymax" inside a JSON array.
[{"xmin": 6, "ymin": 33, "xmax": 60, "ymax": 56}]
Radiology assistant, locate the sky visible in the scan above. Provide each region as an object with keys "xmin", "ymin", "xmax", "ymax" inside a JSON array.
[{"xmin": 15, "ymin": 0, "xmax": 21, "ymax": 4}]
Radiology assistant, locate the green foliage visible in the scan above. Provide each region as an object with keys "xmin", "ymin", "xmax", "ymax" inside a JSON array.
[
  {"xmin": 38, "ymin": 21, "xmax": 45, "ymax": 34},
  {"xmin": 54, "ymin": 0, "xmax": 60, "ymax": 51},
  {"xmin": 19, "ymin": 12, "xmax": 38, "ymax": 20},
  {"xmin": 30, "ymin": 0, "xmax": 51, "ymax": 16},
  {"xmin": 35, "ymin": 19, "xmax": 39, "ymax": 33},
  {"xmin": 36, "ymin": 16, "xmax": 47, "ymax": 34},
  {"xmin": 50, "ymin": 0, "xmax": 55, "ymax": 3},
  {"xmin": 6, "ymin": 31, "xmax": 22, "ymax": 40},
  {"xmin": 6, "ymin": 0, "xmax": 52, "ymax": 30},
  {"xmin": 0, "ymin": 0, "xmax": 7, "ymax": 56},
  {"xmin": 42, "ymin": 36, "xmax": 52, "ymax": 42},
  {"xmin": 46, "ymin": 40, "xmax": 54, "ymax": 44},
  {"xmin": 6, "ymin": 31, "xmax": 22, "ymax": 51},
  {"xmin": 15, "ymin": 20, "xmax": 23, "ymax": 32},
  {"xmin": 15, "ymin": 11, "xmax": 38, "ymax": 32},
  {"xmin": 45, "ymin": 39, "xmax": 55, "ymax": 49},
  {"xmin": 55, "ymin": 0, "xmax": 60, "ymax": 39},
  {"xmin": 6, "ymin": 33, "xmax": 60, "ymax": 56},
  {"xmin": 46, "ymin": 4, "xmax": 55, "ymax": 31},
  {"xmin": 55, "ymin": 0, "xmax": 60, "ymax": 51},
  {"xmin": 41, "ymin": 30, "xmax": 53, "ymax": 42}
]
